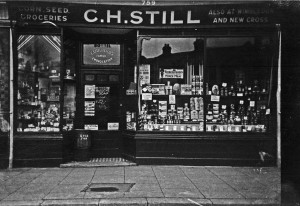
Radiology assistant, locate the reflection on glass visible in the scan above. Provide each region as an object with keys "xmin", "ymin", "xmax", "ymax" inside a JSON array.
[
  {"xmin": 0, "ymin": 29, "xmax": 10, "ymax": 114},
  {"xmin": 16, "ymin": 35, "xmax": 61, "ymax": 132},
  {"xmin": 137, "ymin": 38, "xmax": 205, "ymax": 132},
  {"xmin": 206, "ymin": 37, "xmax": 273, "ymax": 133}
]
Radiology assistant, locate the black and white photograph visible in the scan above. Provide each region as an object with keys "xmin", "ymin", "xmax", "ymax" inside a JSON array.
[{"xmin": 0, "ymin": 0, "xmax": 300, "ymax": 205}]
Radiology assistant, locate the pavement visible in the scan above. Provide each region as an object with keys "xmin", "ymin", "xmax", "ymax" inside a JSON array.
[{"xmin": 0, "ymin": 166, "xmax": 282, "ymax": 206}]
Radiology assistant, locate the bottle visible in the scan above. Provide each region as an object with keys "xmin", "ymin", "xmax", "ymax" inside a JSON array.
[
  {"xmin": 224, "ymin": 84, "xmax": 228, "ymax": 96},
  {"xmin": 183, "ymin": 103, "xmax": 190, "ymax": 121},
  {"xmin": 206, "ymin": 83, "xmax": 209, "ymax": 95},
  {"xmin": 240, "ymin": 80, "xmax": 245, "ymax": 94},
  {"xmin": 244, "ymin": 86, "xmax": 248, "ymax": 96},
  {"xmin": 253, "ymin": 80, "xmax": 260, "ymax": 99},
  {"xmin": 220, "ymin": 85, "xmax": 224, "ymax": 96}
]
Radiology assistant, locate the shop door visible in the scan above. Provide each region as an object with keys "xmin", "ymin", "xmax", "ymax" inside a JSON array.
[{"xmin": 78, "ymin": 70, "xmax": 123, "ymax": 158}]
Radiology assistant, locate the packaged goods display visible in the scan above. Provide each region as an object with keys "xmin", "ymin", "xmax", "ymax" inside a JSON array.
[
  {"xmin": 16, "ymin": 34, "xmax": 68, "ymax": 133},
  {"xmin": 205, "ymin": 80, "xmax": 269, "ymax": 132},
  {"xmin": 136, "ymin": 77, "xmax": 205, "ymax": 131},
  {"xmin": 127, "ymin": 36, "xmax": 273, "ymax": 133},
  {"xmin": 17, "ymin": 67, "xmax": 62, "ymax": 132},
  {"xmin": 134, "ymin": 78, "xmax": 269, "ymax": 132}
]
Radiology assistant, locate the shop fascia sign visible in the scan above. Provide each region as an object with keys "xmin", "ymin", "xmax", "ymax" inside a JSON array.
[
  {"xmin": 84, "ymin": 9, "xmax": 201, "ymax": 25},
  {"xmin": 8, "ymin": 2, "xmax": 277, "ymax": 27}
]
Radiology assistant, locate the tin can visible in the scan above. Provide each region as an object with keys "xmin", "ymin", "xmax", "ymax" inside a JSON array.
[{"xmin": 126, "ymin": 111, "xmax": 131, "ymax": 122}]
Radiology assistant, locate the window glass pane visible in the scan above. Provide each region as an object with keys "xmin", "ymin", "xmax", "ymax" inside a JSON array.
[
  {"xmin": 0, "ymin": 29, "xmax": 10, "ymax": 115},
  {"xmin": 0, "ymin": 29, "xmax": 10, "ymax": 133},
  {"xmin": 17, "ymin": 35, "xmax": 61, "ymax": 132},
  {"xmin": 206, "ymin": 37, "xmax": 273, "ymax": 133},
  {"xmin": 138, "ymin": 37, "xmax": 205, "ymax": 131}
]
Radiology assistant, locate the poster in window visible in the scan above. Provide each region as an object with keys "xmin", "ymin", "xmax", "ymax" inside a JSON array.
[
  {"xmin": 139, "ymin": 64, "xmax": 150, "ymax": 86},
  {"xmin": 47, "ymin": 87, "xmax": 60, "ymax": 101},
  {"xmin": 161, "ymin": 69, "xmax": 184, "ymax": 79},
  {"xmin": 84, "ymin": 124, "xmax": 98, "ymax": 130},
  {"xmin": 95, "ymin": 96, "xmax": 110, "ymax": 111},
  {"xmin": 95, "ymin": 86, "xmax": 110, "ymax": 97},
  {"xmin": 84, "ymin": 101, "xmax": 95, "ymax": 116},
  {"xmin": 84, "ymin": 85, "xmax": 95, "ymax": 98}
]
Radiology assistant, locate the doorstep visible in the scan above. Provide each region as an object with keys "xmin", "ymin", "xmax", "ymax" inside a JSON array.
[{"xmin": 60, "ymin": 157, "xmax": 137, "ymax": 168}]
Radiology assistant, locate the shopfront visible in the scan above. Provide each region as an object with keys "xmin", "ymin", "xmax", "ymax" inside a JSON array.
[{"xmin": 1, "ymin": 0, "xmax": 285, "ymax": 167}]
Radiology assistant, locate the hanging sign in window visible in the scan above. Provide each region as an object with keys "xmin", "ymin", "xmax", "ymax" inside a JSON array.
[
  {"xmin": 160, "ymin": 69, "xmax": 184, "ymax": 79},
  {"xmin": 83, "ymin": 44, "xmax": 120, "ymax": 66}
]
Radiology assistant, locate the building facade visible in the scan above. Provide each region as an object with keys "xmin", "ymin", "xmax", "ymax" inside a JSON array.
[{"xmin": 0, "ymin": 0, "xmax": 299, "ymax": 168}]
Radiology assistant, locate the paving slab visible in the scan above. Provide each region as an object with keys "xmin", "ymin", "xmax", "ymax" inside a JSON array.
[
  {"xmin": 147, "ymin": 197, "xmax": 212, "ymax": 206},
  {"xmin": 44, "ymin": 184, "xmax": 86, "ymax": 200},
  {"xmin": 84, "ymin": 191, "xmax": 125, "ymax": 199},
  {"xmin": 130, "ymin": 183, "xmax": 161, "ymax": 192},
  {"xmin": 210, "ymin": 198, "xmax": 281, "ymax": 206},
  {"xmin": 59, "ymin": 176, "xmax": 93, "ymax": 185},
  {"xmin": 0, "ymin": 200, "xmax": 43, "ymax": 206},
  {"xmin": 0, "ymin": 171, "xmax": 23, "ymax": 181},
  {"xmin": 124, "ymin": 191, "xmax": 164, "ymax": 198},
  {"xmin": 161, "ymin": 188, "xmax": 205, "ymax": 198},
  {"xmin": 42, "ymin": 199, "xmax": 99, "ymax": 206},
  {"xmin": 95, "ymin": 167, "xmax": 124, "ymax": 176},
  {"xmin": 91, "ymin": 175, "xmax": 124, "ymax": 183},
  {"xmin": 125, "ymin": 176, "xmax": 158, "ymax": 184},
  {"xmin": 3, "ymin": 193, "xmax": 46, "ymax": 201},
  {"xmin": 99, "ymin": 198, "xmax": 147, "ymax": 206}
]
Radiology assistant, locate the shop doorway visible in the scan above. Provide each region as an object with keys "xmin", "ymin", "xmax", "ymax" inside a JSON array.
[
  {"xmin": 77, "ymin": 70, "xmax": 123, "ymax": 159},
  {"xmin": 76, "ymin": 41, "xmax": 124, "ymax": 158},
  {"xmin": 62, "ymin": 28, "xmax": 136, "ymax": 161}
]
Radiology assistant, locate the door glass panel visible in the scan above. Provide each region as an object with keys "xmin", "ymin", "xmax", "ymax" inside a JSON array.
[{"xmin": 83, "ymin": 78, "xmax": 121, "ymax": 131}]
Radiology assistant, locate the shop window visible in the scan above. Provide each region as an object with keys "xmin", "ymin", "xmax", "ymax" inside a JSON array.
[
  {"xmin": 62, "ymin": 34, "xmax": 77, "ymax": 131},
  {"xmin": 125, "ymin": 36, "xmax": 275, "ymax": 133},
  {"xmin": 0, "ymin": 29, "xmax": 10, "ymax": 113},
  {"xmin": 206, "ymin": 37, "xmax": 274, "ymax": 133},
  {"xmin": 130, "ymin": 37, "xmax": 205, "ymax": 131},
  {"xmin": 16, "ymin": 35, "xmax": 61, "ymax": 132},
  {"xmin": 0, "ymin": 28, "xmax": 10, "ymax": 134}
]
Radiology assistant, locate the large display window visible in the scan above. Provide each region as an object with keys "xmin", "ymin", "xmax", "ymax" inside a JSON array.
[
  {"xmin": 126, "ymin": 35, "xmax": 276, "ymax": 133},
  {"xmin": 16, "ymin": 34, "xmax": 62, "ymax": 132},
  {"xmin": 205, "ymin": 37, "xmax": 274, "ymax": 133}
]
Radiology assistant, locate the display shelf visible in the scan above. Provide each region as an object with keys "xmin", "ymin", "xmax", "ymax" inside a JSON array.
[
  {"xmin": 17, "ymin": 104, "xmax": 41, "ymax": 107},
  {"xmin": 205, "ymin": 123, "xmax": 267, "ymax": 132},
  {"xmin": 141, "ymin": 94, "xmax": 204, "ymax": 97}
]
